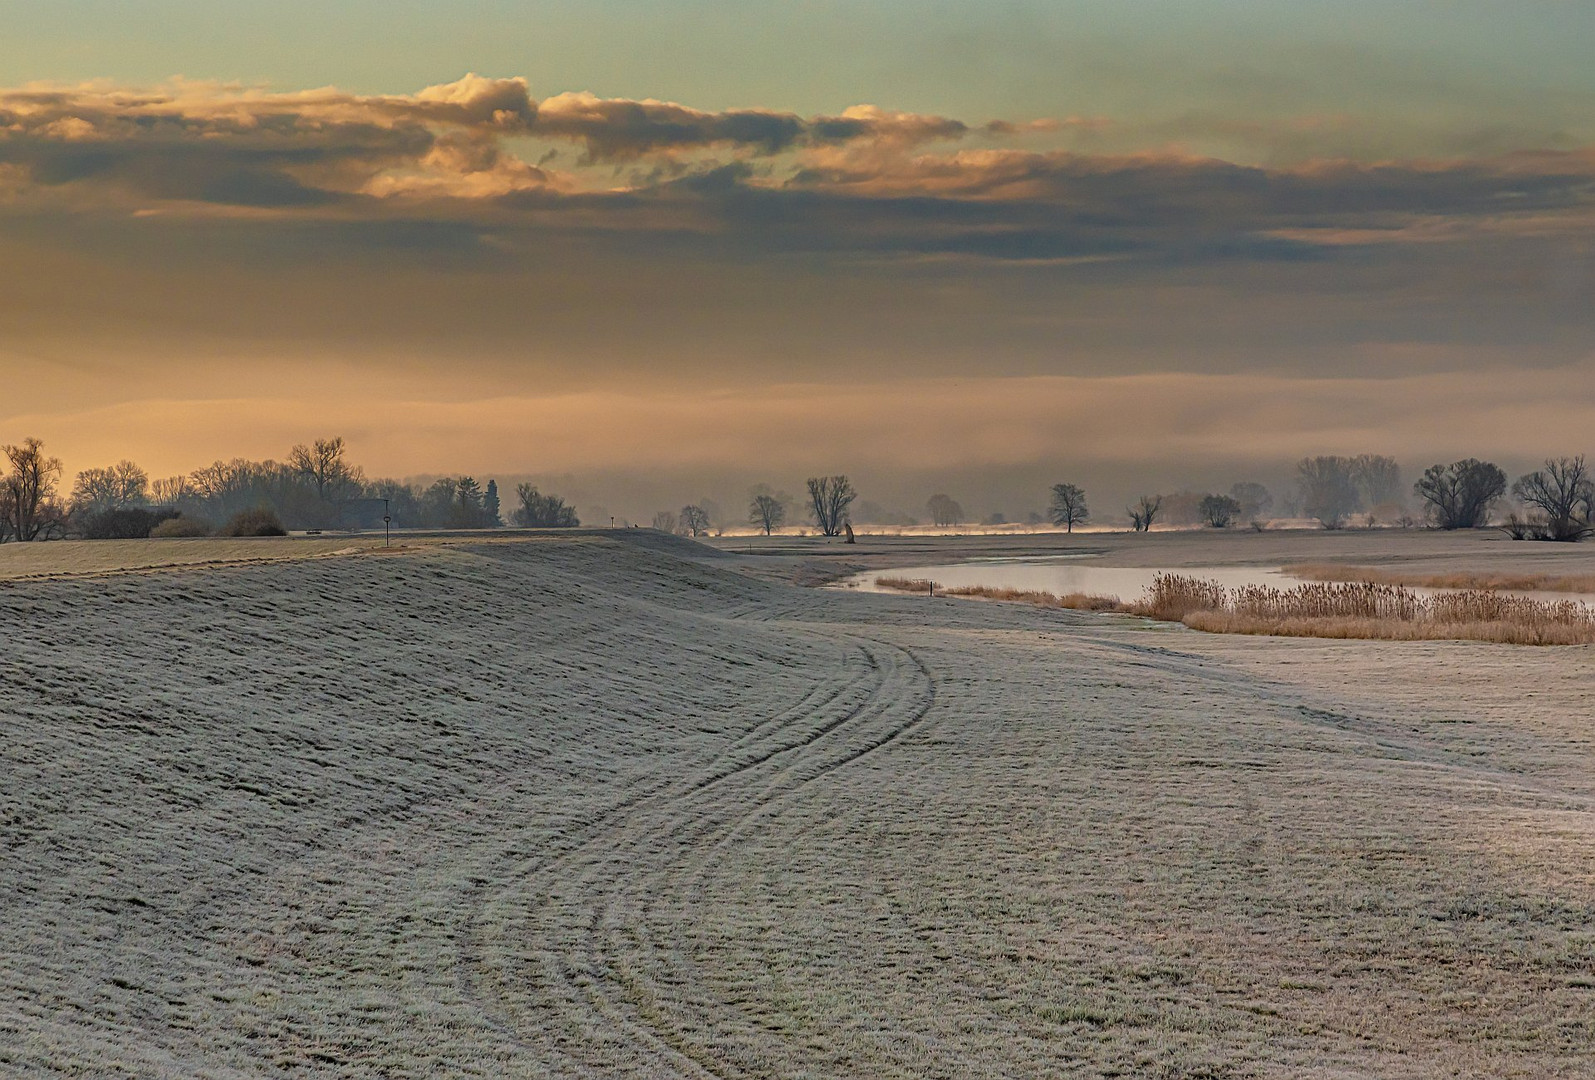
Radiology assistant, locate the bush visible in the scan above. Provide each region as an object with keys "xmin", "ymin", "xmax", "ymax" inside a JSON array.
[
  {"xmin": 150, "ymin": 515, "xmax": 213, "ymax": 538},
  {"xmin": 76, "ymin": 506, "xmax": 177, "ymax": 540},
  {"xmin": 220, "ymin": 507, "xmax": 287, "ymax": 537}
]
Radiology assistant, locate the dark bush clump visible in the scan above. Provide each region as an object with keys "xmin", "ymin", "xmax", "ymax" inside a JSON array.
[
  {"xmin": 220, "ymin": 507, "xmax": 288, "ymax": 537},
  {"xmin": 77, "ymin": 506, "xmax": 178, "ymax": 540},
  {"xmin": 150, "ymin": 515, "xmax": 213, "ymax": 538}
]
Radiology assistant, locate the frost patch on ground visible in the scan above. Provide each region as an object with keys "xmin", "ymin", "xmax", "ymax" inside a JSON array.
[{"xmin": 2, "ymin": 536, "xmax": 1592, "ymax": 1077}]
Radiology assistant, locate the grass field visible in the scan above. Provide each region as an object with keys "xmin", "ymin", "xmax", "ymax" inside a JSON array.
[{"xmin": 3, "ymin": 531, "xmax": 1593, "ymax": 1077}]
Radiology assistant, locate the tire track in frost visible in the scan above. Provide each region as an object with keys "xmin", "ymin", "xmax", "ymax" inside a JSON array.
[
  {"xmin": 532, "ymin": 636, "xmax": 935, "ymax": 1079},
  {"xmin": 459, "ymin": 630, "xmax": 935, "ymax": 1077},
  {"xmin": 452, "ymin": 626, "xmax": 890, "ymax": 1072},
  {"xmin": 607, "ymin": 640, "xmax": 979, "ymax": 1079}
]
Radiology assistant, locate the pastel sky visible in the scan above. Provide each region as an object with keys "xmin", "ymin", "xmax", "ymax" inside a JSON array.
[{"xmin": 2, "ymin": 2, "xmax": 1592, "ymax": 519}]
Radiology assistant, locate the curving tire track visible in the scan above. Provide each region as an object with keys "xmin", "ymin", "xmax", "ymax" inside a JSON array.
[{"xmin": 454, "ymin": 625, "xmax": 937, "ymax": 1077}]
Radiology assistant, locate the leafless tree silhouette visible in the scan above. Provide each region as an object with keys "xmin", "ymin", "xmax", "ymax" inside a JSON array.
[
  {"xmin": 3, "ymin": 437, "xmax": 64, "ymax": 542},
  {"xmin": 806, "ymin": 475, "xmax": 857, "ymax": 537},
  {"xmin": 1414, "ymin": 459, "xmax": 1506, "ymax": 529},
  {"xmin": 1128, "ymin": 494, "xmax": 1162, "ymax": 532},
  {"xmin": 679, "ymin": 504, "xmax": 711, "ymax": 537},
  {"xmin": 926, "ymin": 493, "xmax": 964, "ymax": 527},
  {"xmin": 749, "ymin": 493, "xmax": 785, "ymax": 535},
  {"xmin": 1048, "ymin": 483, "xmax": 1088, "ymax": 532},
  {"xmin": 1512, "ymin": 457, "xmax": 1594, "ymax": 542},
  {"xmin": 1199, "ymin": 493, "xmax": 1241, "ymax": 528}
]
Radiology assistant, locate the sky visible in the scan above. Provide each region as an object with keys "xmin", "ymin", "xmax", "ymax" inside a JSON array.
[{"xmin": 2, "ymin": 1, "xmax": 1592, "ymax": 521}]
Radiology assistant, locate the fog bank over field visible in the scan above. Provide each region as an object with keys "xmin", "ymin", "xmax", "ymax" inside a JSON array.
[{"xmin": 7, "ymin": 363, "xmax": 1593, "ymax": 526}]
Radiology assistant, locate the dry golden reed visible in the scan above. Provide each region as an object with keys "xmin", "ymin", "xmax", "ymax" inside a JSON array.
[
  {"xmin": 1138, "ymin": 573, "xmax": 1595, "ymax": 644},
  {"xmin": 876, "ymin": 572, "xmax": 1595, "ymax": 645},
  {"xmin": 1285, "ymin": 563, "xmax": 1595, "ymax": 595},
  {"xmin": 873, "ymin": 577, "xmax": 1122, "ymax": 611}
]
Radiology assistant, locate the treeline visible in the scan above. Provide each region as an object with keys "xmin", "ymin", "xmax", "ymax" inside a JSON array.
[
  {"xmin": 1039, "ymin": 454, "xmax": 1595, "ymax": 540},
  {"xmin": 654, "ymin": 476, "xmax": 860, "ymax": 538},
  {"xmin": 0, "ymin": 435, "xmax": 582, "ymax": 542}
]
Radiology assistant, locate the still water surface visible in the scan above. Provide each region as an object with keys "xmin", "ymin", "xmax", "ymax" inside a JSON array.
[{"xmin": 844, "ymin": 559, "xmax": 1595, "ymax": 608}]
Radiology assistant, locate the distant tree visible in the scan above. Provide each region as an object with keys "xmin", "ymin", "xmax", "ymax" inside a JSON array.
[
  {"xmin": 364, "ymin": 478, "xmax": 423, "ymax": 529},
  {"xmin": 749, "ymin": 493, "xmax": 785, "ymax": 535},
  {"xmin": 150, "ymin": 475, "xmax": 192, "ymax": 507},
  {"xmin": 679, "ymin": 504, "xmax": 711, "ymax": 537},
  {"xmin": 288, "ymin": 436, "xmax": 352, "ymax": 502},
  {"xmin": 1198, "ymin": 493, "xmax": 1242, "ymax": 528},
  {"xmin": 71, "ymin": 460, "xmax": 149, "ymax": 514},
  {"xmin": 652, "ymin": 509, "xmax": 679, "ymax": 534},
  {"xmin": 1512, "ymin": 457, "xmax": 1594, "ymax": 542},
  {"xmin": 1350, "ymin": 454, "xmax": 1403, "ymax": 516},
  {"xmin": 512, "ymin": 483, "xmax": 580, "ymax": 527},
  {"xmin": 419, "ymin": 478, "xmax": 458, "ymax": 527},
  {"xmin": 926, "ymin": 493, "xmax": 964, "ymax": 528},
  {"xmin": 3, "ymin": 437, "xmax": 64, "ymax": 542},
  {"xmin": 1228, "ymin": 482, "xmax": 1272, "ymax": 522},
  {"xmin": 483, "ymin": 479, "xmax": 502, "ymax": 527},
  {"xmin": 1128, "ymin": 494, "xmax": 1162, "ymax": 532},
  {"xmin": 1413, "ymin": 459, "xmax": 1506, "ymax": 529},
  {"xmin": 450, "ymin": 476, "xmax": 487, "ymax": 528},
  {"xmin": 806, "ymin": 475, "xmax": 857, "ymax": 538},
  {"xmin": 1297, "ymin": 456, "xmax": 1361, "ymax": 529},
  {"xmin": 1048, "ymin": 483, "xmax": 1089, "ymax": 532}
]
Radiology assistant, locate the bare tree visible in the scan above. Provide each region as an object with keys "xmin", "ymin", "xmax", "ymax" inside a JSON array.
[
  {"xmin": 1198, "ymin": 493, "xmax": 1241, "ymax": 528},
  {"xmin": 806, "ymin": 475, "xmax": 857, "ymax": 538},
  {"xmin": 150, "ymin": 475, "xmax": 192, "ymax": 506},
  {"xmin": 1512, "ymin": 457, "xmax": 1594, "ymax": 542},
  {"xmin": 1228, "ymin": 482, "xmax": 1272, "ymax": 522},
  {"xmin": 70, "ymin": 460, "xmax": 149, "ymax": 514},
  {"xmin": 289, "ymin": 436, "xmax": 353, "ymax": 501},
  {"xmin": 1350, "ymin": 454, "xmax": 1403, "ymax": 517},
  {"xmin": 652, "ymin": 509, "xmax": 679, "ymax": 534},
  {"xmin": 3, "ymin": 438, "xmax": 64, "ymax": 542},
  {"xmin": 513, "ymin": 484, "xmax": 580, "ymax": 527},
  {"xmin": 679, "ymin": 504, "xmax": 711, "ymax": 537},
  {"xmin": 1128, "ymin": 494, "xmax": 1162, "ymax": 532},
  {"xmin": 926, "ymin": 493, "xmax": 964, "ymax": 528},
  {"xmin": 749, "ymin": 493, "xmax": 785, "ymax": 535},
  {"xmin": 1413, "ymin": 459, "xmax": 1506, "ymax": 529},
  {"xmin": 1048, "ymin": 483, "xmax": 1089, "ymax": 532},
  {"xmin": 1297, "ymin": 456, "xmax": 1361, "ymax": 529}
]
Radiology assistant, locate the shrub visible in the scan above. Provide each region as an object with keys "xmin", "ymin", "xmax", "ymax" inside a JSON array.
[
  {"xmin": 220, "ymin": 507, "xmax": 287, "ymax": 536},
  {"xmin": 76, "ymin": 506, "xmax": 177, "ymax": 540},
  {"xmin": 150, "ymin": 515, "xmax": 213, "ymax": 538}
]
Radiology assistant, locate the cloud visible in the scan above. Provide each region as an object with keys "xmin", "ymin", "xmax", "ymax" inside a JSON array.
[{"xmin": 3, "ymin": 75, "xmax": 1593, "ymax": 274}]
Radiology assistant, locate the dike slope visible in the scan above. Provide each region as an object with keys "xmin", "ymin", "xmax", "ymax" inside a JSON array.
[{"xmin": 2, "ymin": 534, "xmax": 1591, "ymax": 1078}]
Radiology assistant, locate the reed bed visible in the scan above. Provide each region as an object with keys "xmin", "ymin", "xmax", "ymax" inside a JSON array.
[
  {"xmin": 877, "ymin": 572, "xmax": 1595, "ymax": 643},
  {"xmin": 1139, "ymin": 573, "xmax": 1595, "ymax": 645},
  {"xmin": 874, "ymin": 576, "xmax": 938, "ymax": 593},
  {"xmin": 873, "ymin": 577, "xmax": 1122, "ymax": 611},
  {"xmin": 1284, "ymin": 562, "xmax": 1595, "ymax": 595},
  {"xmin": 946, "ymin": 584, "xmax": 1124, "ymax": 611}
]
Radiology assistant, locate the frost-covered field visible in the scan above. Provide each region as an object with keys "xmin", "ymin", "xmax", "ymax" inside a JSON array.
[{"xmin": 2, "ymin": 532, "xmax": 1592, "ymax": 1077}]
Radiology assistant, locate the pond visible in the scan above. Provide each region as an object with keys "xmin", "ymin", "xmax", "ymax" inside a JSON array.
[
  {"xmin": 842, "ymin": 560, "xmax": 1299, "ymax": 602},
  {"xmin": 841, "ymin": 558, "xmax": 1595, "ymax": 609}
]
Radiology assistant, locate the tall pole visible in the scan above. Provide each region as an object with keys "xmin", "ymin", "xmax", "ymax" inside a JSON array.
[{"xmin": 382, "ymin": 498, "xmax": 391, "ymax": 547}]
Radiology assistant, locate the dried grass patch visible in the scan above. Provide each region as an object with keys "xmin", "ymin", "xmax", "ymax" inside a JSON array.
[
  {"xmin": 1147, "ymin": 573, "xmax": 1595, "ymax": 645},
  {"xmin": 874, "ymin": 577, "xmax": 1122, "ymax": 612},
  {"xmin": 878, "ymin": 571, "xmax": 1595, "ymax": 644},
  {"xmin": 1285, "ymin": 562, "xmax": 1595, "ymax": 595}
]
